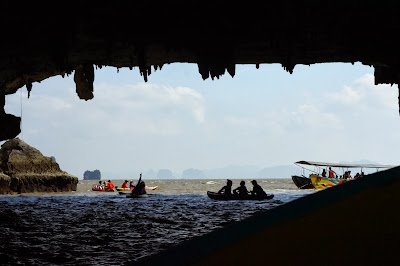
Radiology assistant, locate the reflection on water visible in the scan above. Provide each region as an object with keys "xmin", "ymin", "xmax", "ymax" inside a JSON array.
[{"xmin": 0, "ymin": 179, "xmax": 314, "ymax": 265}]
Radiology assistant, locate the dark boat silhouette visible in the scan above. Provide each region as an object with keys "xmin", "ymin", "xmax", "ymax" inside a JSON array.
[{"xmin": 207, "ymin": 191, "xmax": 274, "ymax": 201}]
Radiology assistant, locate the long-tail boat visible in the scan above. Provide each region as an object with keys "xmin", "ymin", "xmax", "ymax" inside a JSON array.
[{"xmin": 293, "ymin": 160, "xmax": 396, "ymax": 190}]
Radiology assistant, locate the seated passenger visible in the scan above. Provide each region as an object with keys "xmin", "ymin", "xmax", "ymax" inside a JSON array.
[
  {"xmin": 250, "ymin": 180, "xmax": 268, "ymax": 198},
  {"xmin": 106, "ymin": 180, "xmax": 114, "ymax": 191},
  {"xmin": 233, "ymin": 180, "xmax": 249, "ymax": 198},
  {"xmin": 343, "ymin": 171, "xmax": 349, "ymax": 180},
  {"xmin": 121, "ymin": 180, "xmax": 129, "ymax": 189},
  {"xmin": 129, "ymin": 181, "xmax": 135, "ymax": 189},
  {"xmin": 322, "ymin": 169, "xmax": 327, "ymax": 177},
  {"xmin": 218, "ymin": 179, "xmax": 233, "ymax": 195}
]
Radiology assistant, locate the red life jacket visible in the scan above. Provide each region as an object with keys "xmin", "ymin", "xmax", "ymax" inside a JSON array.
[
  {"xmin": 108, "ymin": 182, "xmax": 114, "ymax": 190},
  {"xmin": 329, "ymin": 170, "xmax": 334, "ymax": 178},
  {"xmin": 121, "ymin": 182, "xmax": 128, "ymax": 188}
]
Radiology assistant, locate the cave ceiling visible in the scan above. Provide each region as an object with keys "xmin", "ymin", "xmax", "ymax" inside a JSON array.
[{"xmin": 1, "ymin": 1, "xmax": 400, "ymax": 140}]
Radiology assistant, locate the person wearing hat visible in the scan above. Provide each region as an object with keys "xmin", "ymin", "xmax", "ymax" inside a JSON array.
[{"xmin": 121, "ymin": 180, "xmax": 129, "ymax": 189}]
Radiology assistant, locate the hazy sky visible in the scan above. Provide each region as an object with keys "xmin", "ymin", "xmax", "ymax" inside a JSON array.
[{"xmin": 3, "ymin": 62, "xmax": 400, "ymax": 179}]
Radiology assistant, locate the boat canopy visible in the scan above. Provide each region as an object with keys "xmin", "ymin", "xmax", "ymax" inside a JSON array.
[{"xmin": 295, "ymin": 160, "xmax": 397, "ymax": 169}]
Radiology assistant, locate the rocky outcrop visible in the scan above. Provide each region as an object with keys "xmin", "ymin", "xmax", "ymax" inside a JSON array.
[{"xmin": 0, "ymin": 138, "xmax": 78, "ymax": 194}]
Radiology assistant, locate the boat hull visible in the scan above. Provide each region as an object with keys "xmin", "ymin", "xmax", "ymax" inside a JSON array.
[
  {"xmin": 207, "ymin": 191, "xmax": 274, "ymax": 201},
  {"xmin": 291, "ymin": 175, "xmax": 314, "ymax": 189},
  {"xmin": 91, "ymin": 186, "xmax": 114, "ymax": 192},
  {"xmin": 116, "ymin": 186, "xmax": 158, "ymax": 191},
  {"xmin": 310, "ymin": 174, "xmax": 346, "ymax": 189},
  {"xmin": 126, "ymin": 194, "xmax": 149, "ymax": 198}
]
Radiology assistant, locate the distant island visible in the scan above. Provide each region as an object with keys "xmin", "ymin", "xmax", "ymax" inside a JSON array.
[
  {"xmin": 83, "ymin": 169, "xmax": 101, "ymax": 180},
  {"xmin": 102, "ymin": 159, "xmax": 388, "ymax": 180}
]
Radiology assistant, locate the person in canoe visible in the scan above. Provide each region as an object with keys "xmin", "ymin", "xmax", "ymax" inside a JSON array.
[
  {"xmin": 129, "ymin": 181, "xmax": 135, "ymax": 189},
  {"xmin": 121, "ymin": 180, "xmax": 129, "ymax": 189},
  {"xmin": 233, "ymin": 180, "xmax": 249, "ymax": 198},
  {"xmin": 92, "ymin": 181, "xmax": 104, "ymax": 191},
  {"xmin": 131, "ymin": 173, "xmax": 146, "ymax": 195},
  {"xmin": 250, "ymin": 180, "xmax": 267, "ymax": 198},
  {"xmin": 106, "ymin": 180, "xmax": 115, "ymax": 191},
  {"xmin": 218, "ymin": 179, "xmax": 233, "ymax": 195}
]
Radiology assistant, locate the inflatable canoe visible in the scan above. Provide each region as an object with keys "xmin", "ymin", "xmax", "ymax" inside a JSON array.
[
  {"xmin": 116, "ymin": 186, "xmax": 158, "ymax": 191},
  {"xmin": 207, "ymin": 191, "xmax": 274, "ymax": 201},
  {"xmin": 91, "ymin": 186, "xmax": 115, "ymax": 192}
]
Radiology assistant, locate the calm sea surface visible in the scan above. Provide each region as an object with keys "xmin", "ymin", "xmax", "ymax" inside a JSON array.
[{"xmin": 0, "ymin": 178, "xmax": 315, "ymax": 265}]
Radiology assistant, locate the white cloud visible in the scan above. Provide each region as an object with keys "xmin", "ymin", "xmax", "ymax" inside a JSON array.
[
  {"xmin": 94, "ymin": 82, "xmax": 205, "ymax": 123},
  {"xmin": 327, "ymin": 73, "xmax": 397, "ymax": 111}
]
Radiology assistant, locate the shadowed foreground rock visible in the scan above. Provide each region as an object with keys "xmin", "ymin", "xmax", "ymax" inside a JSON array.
[
  {"xmin": 133, "ymin": 166, "xmax": 400, "ymax": 266},
  {"xmin": 0, "ymin": 138, "xmax": 78, "ymax": 194}
]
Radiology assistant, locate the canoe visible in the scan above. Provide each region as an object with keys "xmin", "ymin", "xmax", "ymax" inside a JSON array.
[
  {"xmin": 291, "ymin": 175, "xmax": 314, "ymax": 189},
  {"xmin": 91, "ymin": 186, "xmax": 114, "ymax": 192},
  {"xmin": 116, "ymin": 186, "xmax": 158, "ymax": 192},
  {"xmin": 207, "ymin": 191, "xmax": 274, "ymax": 201},
  {"xmin": 126, "ymin": 194, "xmax": 149, "ymax": 198}
]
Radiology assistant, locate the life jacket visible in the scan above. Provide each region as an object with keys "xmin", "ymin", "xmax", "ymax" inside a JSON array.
[
  {"xmin": 329, "ymin": 170, "xmax": 334, "ymax": 178},
  {"xmin": 108, "ymin": 182, "xmax": 114, "ymax": 190},
  {"xmin": 121, "ymin": 182, "xmax": 128, "ymax": 188}
]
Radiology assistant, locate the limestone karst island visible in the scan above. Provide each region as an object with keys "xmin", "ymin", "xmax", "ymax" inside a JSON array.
[{"xmin": 0, "ymin": 138, "xmax": 78, "ymax": 194}]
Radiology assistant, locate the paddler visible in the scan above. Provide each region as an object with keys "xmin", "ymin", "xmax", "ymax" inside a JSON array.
[
  {"xmin": 131, "ymin": 173, "xmax": 146, "ymax": 195},
  {"xmin": 121, "ymin": 180, "xmax": 129, "ymax": 189}
]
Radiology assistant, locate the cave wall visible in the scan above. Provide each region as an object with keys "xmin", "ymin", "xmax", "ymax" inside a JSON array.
[{"xmin": 1, "ymin": 0, "xmax": 400, "ymax": 140}]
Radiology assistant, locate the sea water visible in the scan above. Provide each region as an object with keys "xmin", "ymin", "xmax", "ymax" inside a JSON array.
[{"xmin": 0, "ymin": 179, "xmax": 315, "ymax": 266}]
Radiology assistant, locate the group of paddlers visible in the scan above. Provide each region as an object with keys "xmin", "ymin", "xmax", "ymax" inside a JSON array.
[
  {"xmin": 92, "ymin": 173, "xmax": 146, "ymax": 195},
  {"xmin": 218, "ymin": 179, "xmax": 268, "ymax": 198},
  {"xmin": 93, "ymin": 180, "xmax": 115, "ymax": 191}
]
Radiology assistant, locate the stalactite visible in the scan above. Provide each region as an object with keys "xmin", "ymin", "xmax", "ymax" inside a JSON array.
[
  {"xmin": 282, "ymin": 63, "xmax": 295, "ymax": 74},
  {"xmin": 26, "ymin": 81, "xmax": 32, "ymax": 98},
  {"xmin": 129, "ymin": 56, "xmax": 134, "ymax": 70},
  {"xmin": 398, "ymin": 85, "xmax": 400, "ymax": 116},
  {"xmin": 138, "ymin": 50, "xmax": 149, "ymax": 82},
  {"xmin": 74, "ymin": 64, "xmax": 94, "ymax": 100},
  {"xmin": 227, "ymin": 63, "xmax": 235, "ymax": 77},
  {"xmin": 197, "ymin": 63, "xmax": 209, "ymax": 80}
]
